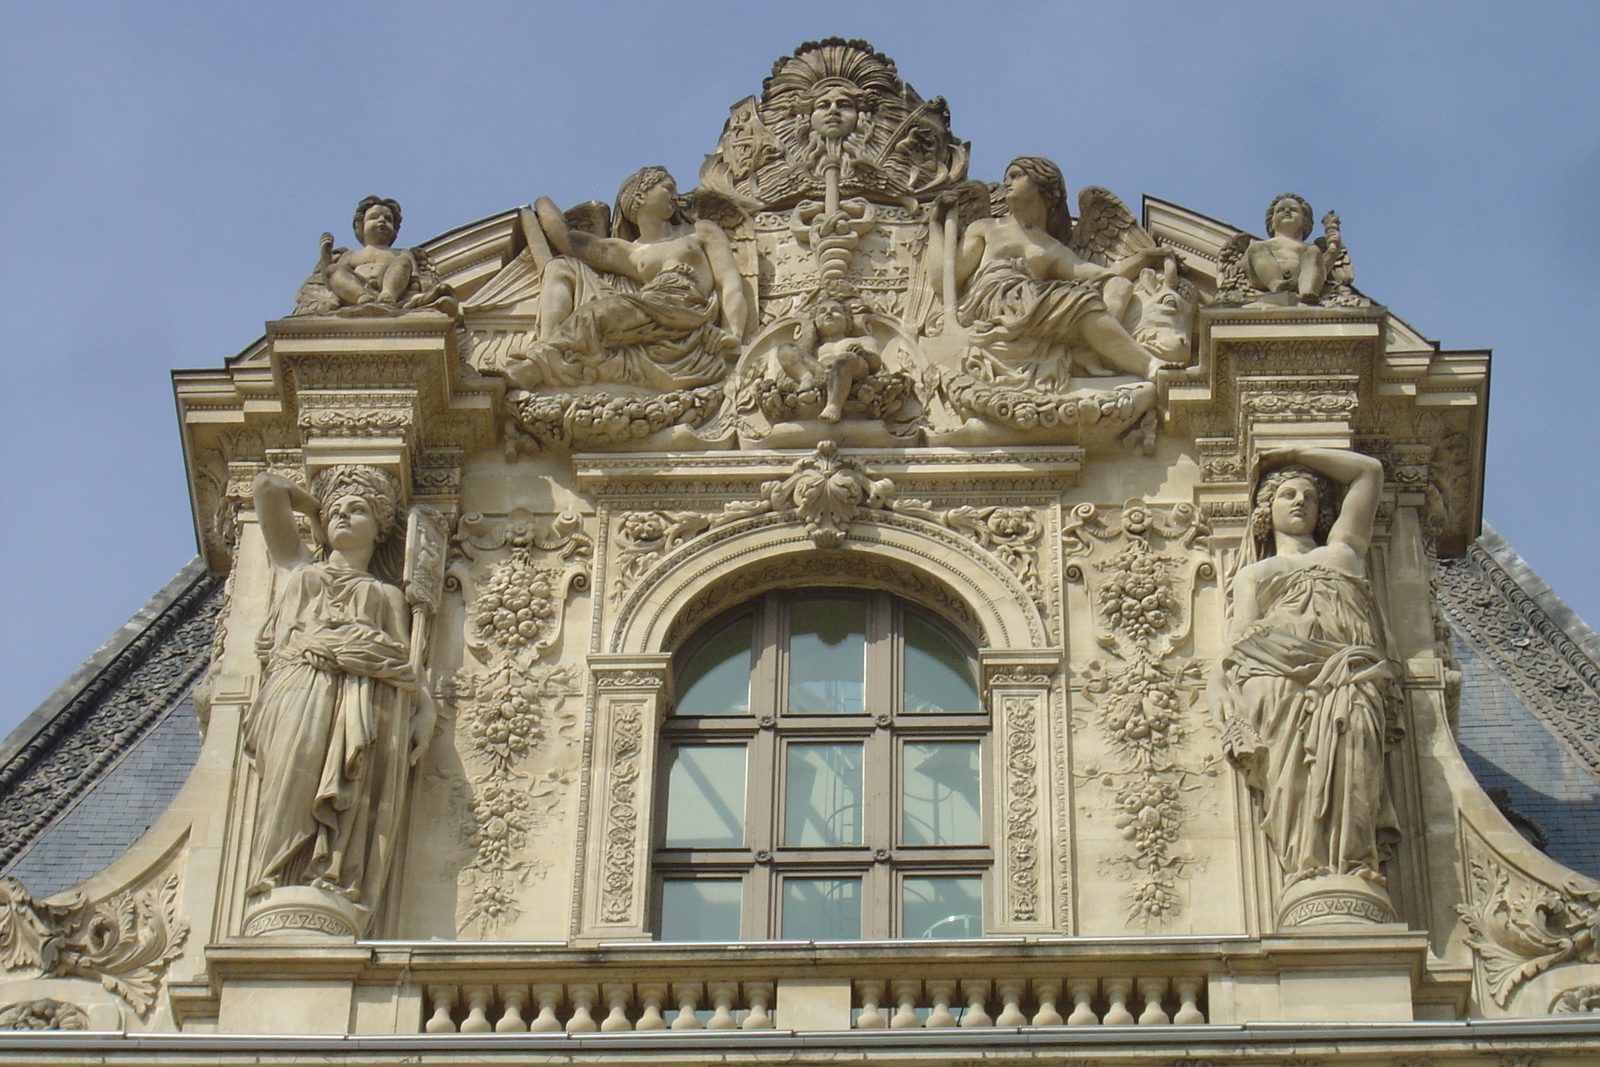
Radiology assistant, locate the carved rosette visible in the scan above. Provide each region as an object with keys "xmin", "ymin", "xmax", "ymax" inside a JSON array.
[
  {"xmin": 1065, "ymin": 500, "xmax": 1217, "ymax": 926},
  {"xmin": 448, "ymin": 509, "xmax": 591, "ymax": 934}
]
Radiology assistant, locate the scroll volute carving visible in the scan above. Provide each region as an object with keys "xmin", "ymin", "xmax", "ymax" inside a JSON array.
[{"xmin": 0, "ymin": 873, "xmax": 188, "ymax": 1018}]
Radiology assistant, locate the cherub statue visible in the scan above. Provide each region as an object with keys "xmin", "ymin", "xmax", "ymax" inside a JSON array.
[
  {"xmin": 773, "ymin": 287, "xmax": 884, "ymax": 423},
  {"xmin": 498, "ymin": 167, "xmax": 751, "ymax": 393},
  {"xmin": 1215, "ymin": 193, "xmax": 1363, "ymax": 307},
  {"xmin": 292, "ymin": 196, "xmax": 455, "ymax": 316}
]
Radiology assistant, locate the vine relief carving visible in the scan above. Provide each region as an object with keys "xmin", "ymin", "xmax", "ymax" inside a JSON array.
[
  {"xmin": 1065, "ymin": 500, "xmax": 1217, "ymax": 926},
  {"xmin": 448, "ymin": 509, "xmax": 591, "ymax": 935},
  {"xmin": 0, "ymin": 873, "xmax": 188, "ymax": 1017}
]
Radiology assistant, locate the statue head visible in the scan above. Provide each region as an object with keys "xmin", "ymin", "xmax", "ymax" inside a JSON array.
[
  {"xmin": 1251, "ymin": 464, "xmax": 1336, "ymax": 556},
  {"xmin": 1004, "ymin": 156, "xmax": 1072, "ymax": 244},
  {"xmin": 612, "ymin": 166, "xmax": 680, "ymax": 239},
  {"xmin": 352, "ymin": 196, "xmax": 403, "ymax": 246},
  {"xmin": 311, "ymin": 464, "xmax": 402, "ymax": 546},
  {"xmin": 804, "ymin": 80, "xmax": 871, "ymax": 140},
  {"xmin": 1265, "ymin": 193, "xmax": 1314, "ymax": 242}
]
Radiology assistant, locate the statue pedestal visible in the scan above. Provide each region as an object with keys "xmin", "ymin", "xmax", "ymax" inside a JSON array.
[
  {"xmin": 242, "ymin": 886, "xmax": 365, "ymax": 940},
  {"xmin": 1276, "ymin": 874, "xmax": 1396, "ymax": 929}
]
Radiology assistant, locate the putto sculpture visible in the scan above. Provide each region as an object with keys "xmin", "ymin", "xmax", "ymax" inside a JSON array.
[
  {"xmin": 1216, "ymin": 192, "xmax": 1363, "ymax": 307},
  {"xmin": 1210, "ymin": 447, "xmax": 1402, "ymax": 925},
  {"xmin": 293, "ymin": 196, "xmax": 456, "ymax": 316}
]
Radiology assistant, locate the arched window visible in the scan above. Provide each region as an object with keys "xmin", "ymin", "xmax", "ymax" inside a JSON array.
[{"xmin": 654, "ymin": 589, "xmax": 988, "ymax": 941}]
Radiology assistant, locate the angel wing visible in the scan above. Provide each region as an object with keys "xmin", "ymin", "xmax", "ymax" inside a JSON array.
[
  {"xmin": 1069, "ymin": 186, "xmax": 1156, "ymax": 267},
  {"xmin": 681, "ymin": 187, "xmax": 756, "ymax": 232},
  {"xmin": 564, "ymin": 200, "xmax": 611, "ymax": 238}
]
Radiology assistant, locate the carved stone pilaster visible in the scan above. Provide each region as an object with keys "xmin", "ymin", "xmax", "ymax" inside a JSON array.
[
  {"xmin": 576, "ymin": 655, "xmax": 671, "ymax": 942},
  {"xmin": 981, "ymin": 649, "xmax": 1062, "ymax": 933}
]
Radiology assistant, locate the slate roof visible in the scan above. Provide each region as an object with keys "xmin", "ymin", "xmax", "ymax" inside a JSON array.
[{"xmin": 2, "ymin": 530, "xmax": 1598, "ymax": 897}]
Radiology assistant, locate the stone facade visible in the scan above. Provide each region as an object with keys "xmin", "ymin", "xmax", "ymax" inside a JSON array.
[{"xmin": 1, "ymin": 38, "xmax": 1597, "ymax": 1066}]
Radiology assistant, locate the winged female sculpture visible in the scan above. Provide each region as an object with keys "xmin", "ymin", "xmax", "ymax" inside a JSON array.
[{"xmin": 498, "ymin": 167, "xmax": 752, "ymax": 393}]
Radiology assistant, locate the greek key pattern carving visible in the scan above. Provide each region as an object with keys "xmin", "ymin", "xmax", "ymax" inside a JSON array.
[
  {"xmin": 242, "ymin": 908, "xmax": 355, "ymax": 938},
  {"xmin": 0, "ymin": 573, "xmax": 222, "ymax": 869},
  {"xmin": 1001, "ymin": 693, "xmax": 1040, "ymax": 923},
  {"xmin": 1065, "ymin": 501, "xmax": 1217, "ymax": 926},
  {"xmin": 599, "ymin": 700, "xmax": 646, "ymax": 924}
]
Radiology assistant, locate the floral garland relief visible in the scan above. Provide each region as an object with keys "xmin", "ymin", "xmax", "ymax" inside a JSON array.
[
  {"xmin": 1064, "ymin": 500, "xmax": 1220, "ymax": 927},
  {"xmin": 446, "ymin": 509, "xmax": 591, "ymax": 935}
]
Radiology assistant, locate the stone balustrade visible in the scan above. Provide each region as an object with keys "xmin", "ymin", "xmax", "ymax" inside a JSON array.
[{"xmin": 418, "ymin": 971, "xmax": 1206, "ymax": 1033}]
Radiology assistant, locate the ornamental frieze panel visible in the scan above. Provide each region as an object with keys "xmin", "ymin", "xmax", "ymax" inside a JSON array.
[{"xmin": 1064, "ymin": 500, "xmax": 1219, "ymax": 927}]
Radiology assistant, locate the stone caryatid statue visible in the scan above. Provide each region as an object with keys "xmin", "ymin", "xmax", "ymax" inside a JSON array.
[
  {"xmin": 498, "ymin": 167, "xmax": 751, "ymax": 393},
  {"xmin": 292, "ymin": 196, "xmax": 457, "ymax": 316},
  {"xmin": 243, "ymin": 466, "xmax": 437, "ymax": 936},
  {"xmin": 1215, "ymin": 192, "xmax": 1364, "ymax": 307},
  {"xmin": 1210, "ymin": 447, "xmax": 1403, "ymax": 925}
]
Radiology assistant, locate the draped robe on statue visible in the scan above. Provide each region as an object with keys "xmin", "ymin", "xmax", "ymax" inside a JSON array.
[
  {"xmin": 956, "ymin": 258, "xmax": 1108, "ymax": 389},
  {"xmin": 244, "ymin": 561, "xmax": 413, "ymax": 907},
  {"xmin": 1218, "ymin": 562, "xmax": 1402, "ymax": 885}
]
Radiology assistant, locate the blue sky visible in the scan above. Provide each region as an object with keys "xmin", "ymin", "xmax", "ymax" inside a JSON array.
[{"xmin": 2, "ymin": 1, "xmax": 1598, "ymax": 735}]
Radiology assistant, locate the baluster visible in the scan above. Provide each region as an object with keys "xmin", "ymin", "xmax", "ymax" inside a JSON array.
[
  {"xmin": 1066, "ymin": 978, "xmax": 1099, "ymax": 1026},
  {"xmin": 460, "ymin": 986, "xmax": 494, "ymax": 1033},
  {"xmin": 496, "ymin": 986, "xmax": 529, "ymax": 1032},
  {"xmin": 1136, "ymin": 977, "xmax": 1170, "ymax": 1025},
  {"xmin": 600, "ymin": 983, "xmax": 633, "ymax": 1032},
  {"xmin": 742, "ymin": 981, "xmax": 775, "ymax": 1029},
  {"xmin": 958, "ymin": 980, "xmax": 992, "ymax": 1027},
  {"xmin": 1031, "ymin": 978, "xmax": 1064, "ymax": 1026},
  {"xmin": 670, "ymin": 982, "xmax": 703, "ymax": 1029},
  {"xmin": 424, "ymin": 986, "xmax": 457, "ymax": 1033},
  {"xmin": 635, "ymin": 983, "xmax": 668, "ymax": 1030},
  {"xmin": 706, "ymin": 981, "xmax": 739, "ymax": 1030},
  {"xmin": 995, "ymin": 979, "xmax": 1028, "ymax": 1027},
  {"xmin": 925, "ymin": 979, "xmax": 957, "ymax": 1028},
  {"xmin": 854, "ymin": 980, "xmax": 886, "ymax": 1029},
  {"xmin": 528, "ymin": 984, "xmax": 563, "ymax": 1032},
  {"xmin": 1102, "ymin": 978, "xmax": 1135, "ymax": 1026},
  {"xmin": 890, "ymin": 980, "xmax": 923, "ymax": 1028},
  {"xmin": 566, "ymin": 984, "xmax": 599, "ymax": 1033},
  {"xmin": 1173, "ymin": 977, "xmax": 1206, "ymax": 1025}
]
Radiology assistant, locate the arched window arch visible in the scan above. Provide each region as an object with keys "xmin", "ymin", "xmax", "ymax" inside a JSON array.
[{"xmin": 654, "ymin": 588, "xmax": 989, "ymax": 941}]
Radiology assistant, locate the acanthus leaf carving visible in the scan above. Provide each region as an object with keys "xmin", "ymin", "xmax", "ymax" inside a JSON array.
[
  {"xmin": 1457, "ymin": 834, "xmax": 1600, "ymax": 1007},
  {"xmin": 0, "ymin": 873, "xmax": 189, "ymax": 1018},
  {"xmin": 0, "ymin": 999, "xmax": 88, "ymax": 1031}
]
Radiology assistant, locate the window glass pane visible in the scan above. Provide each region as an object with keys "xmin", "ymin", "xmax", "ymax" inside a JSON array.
[
  {"xmin": 782, "ymin": 876, "xmax": 861, "ymax": 940},
  {"xmin": 675, "ymin": 615, "xmax": 752, "ymax": 716},
  {"xmin": 784, "ymin": 742, "xmax": 863, "ymax": 846},
  {"xmin": 664, "ymin": 745, "xmax": 746, "ymax": 846},
  {"xmin": 788, "ymin": 597, "xmax": 865, "ymax": 715},
  {"xmin": 660, "ymin": 879, "xmax": 741, "ymax": 941},
  {"xmin": 902, "ymin": 741, "xmax": 982, "ymax": 845},
  {"xmin": 902, "ymin": 876, "xmax": 982, "ymax": 938},
  {"xmin": 903, "ymin": 613, "xmax": 979, "ymax": 713}
]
